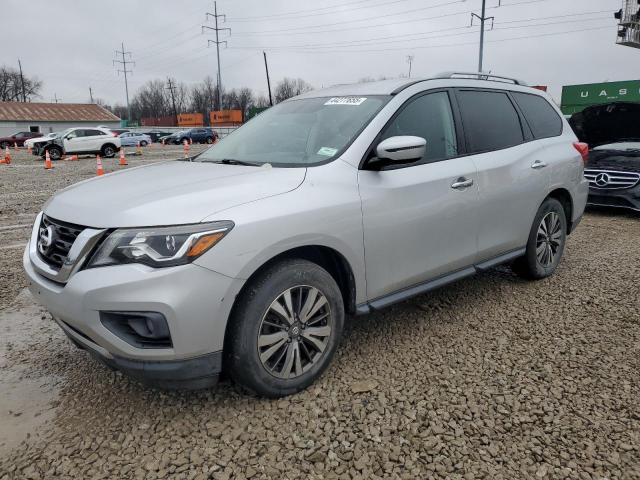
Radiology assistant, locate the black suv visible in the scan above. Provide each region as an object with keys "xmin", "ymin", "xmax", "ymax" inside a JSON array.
[{"xmin": 570, "ymin": 102, "xmax": 640, "ymax": 212}]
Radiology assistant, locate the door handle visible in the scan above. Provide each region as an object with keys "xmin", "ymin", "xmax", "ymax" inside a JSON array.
[
  {"xmin": 451, "ymin": 177, "xmax": 473, "ymax": 190},
  {"xmin": 531, "ymin": 160, "xmax": 548, "ymax": 169}
]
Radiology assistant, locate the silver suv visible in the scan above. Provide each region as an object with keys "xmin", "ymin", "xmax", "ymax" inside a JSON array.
[{"xmin": 24, "ymin": 73, "xmax": 589, "ymax": 397}]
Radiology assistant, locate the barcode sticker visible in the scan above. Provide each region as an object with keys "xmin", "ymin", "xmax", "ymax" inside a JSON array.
[{"xmin": 324, "ymin": 97, "xmax": 367, "ymax": 106}]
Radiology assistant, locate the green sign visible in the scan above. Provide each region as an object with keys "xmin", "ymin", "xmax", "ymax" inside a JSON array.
[
  {"xmin": 561, "ymin": 80, "xmax": 640, "ymax": 115},
  {"xmin": 246, "ymin": 106, "xmax": 269, "ymax": 120}
]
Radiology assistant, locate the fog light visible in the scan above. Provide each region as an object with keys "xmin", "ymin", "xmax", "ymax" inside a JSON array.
[{"xmin": 100, "ymin": 311, "xmax": 172, "ymax": 349}]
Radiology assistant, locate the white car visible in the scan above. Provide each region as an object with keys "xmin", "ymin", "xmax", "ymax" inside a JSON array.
[{"xmin": 31, "ymin": 127, "xmax": 121, "ymax": 160}]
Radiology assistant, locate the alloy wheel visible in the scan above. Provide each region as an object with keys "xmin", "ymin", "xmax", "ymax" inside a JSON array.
[
  {"xmin": 536, "ymin": 211, "xmax": 562, "ymax": 267},
  {"xmin": 257, "ymin": 285, "xmax": 332, "ymax": 379}
]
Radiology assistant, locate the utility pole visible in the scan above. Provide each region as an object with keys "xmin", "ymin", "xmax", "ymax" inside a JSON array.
[
  {"xmin": 263, "ymin": 51, "xmax": 273, "ymax": 106},
  {"xmin": 114, "ymin": 42, "xmax": 134, "ymax": 124},
  {"xmin": 406, "ymin": 55, "xmax": 414, "ymax": 78},
  {"xmin": 52, "ymin": 93, "xmax": 59, "ymax": 104},
  {"xmin": 166, "ymin": 78, "xmax": 179, "ymax": 126},
  {"xmin": 89, "ymin": 86, "xmax": 94, "ymax": 103},
  {"xmin": 471, "ymin": 0, "xmax": 498, "ymax": 73},
  {"xmin": 203, "ymin": 2, "xmax": 231, "ymax": 110},
  {"xmin": 17, "ymin": 59, "xmax": 26, "ymax": 102}
]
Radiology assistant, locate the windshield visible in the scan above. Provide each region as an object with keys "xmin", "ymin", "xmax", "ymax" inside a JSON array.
[{"xmin": 195, "ymin": 95, "xmax": 389, "ymax": 167}]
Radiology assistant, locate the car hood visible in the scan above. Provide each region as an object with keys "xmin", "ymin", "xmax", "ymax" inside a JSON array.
[
  {"xmin": 43, "ymin": 160, "xmax": 306, "ymax": 228},
  {"xmin": 569, "ymin": 102, "xmax": 640, "ymax": 148},
  {"xmin": 587, "ymin": 149, "xmax": 640, "ymax": 173}
]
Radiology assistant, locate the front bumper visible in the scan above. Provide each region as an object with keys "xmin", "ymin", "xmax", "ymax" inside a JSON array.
[
  {"xmin": 23, "ymin": 244, "xmax": 243, "ymax": 388},
  {"xmin": 587, "ymin": 184, "xmax": 640, "ymax": 212}
]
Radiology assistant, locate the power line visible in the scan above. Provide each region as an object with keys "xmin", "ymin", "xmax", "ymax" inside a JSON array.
[
  {"xmin": 230, "ymin": 0, "xmax": 375, "ymax": 21},
  {"xmin": 113, "ymin": 42, "xmax": 135, "ymax": 123},
  {"xmin": 229, "ymin": 15, "xmax": 613, "ymax": 51},
  {"xmin": 203, "ymin": 1, "xmax": 231, "ymax": 108}
]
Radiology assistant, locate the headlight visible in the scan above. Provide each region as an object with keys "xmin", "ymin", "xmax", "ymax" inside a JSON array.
[{"xmin": 87, "ymin": 221, "xmax": 233, "ymax": 268}]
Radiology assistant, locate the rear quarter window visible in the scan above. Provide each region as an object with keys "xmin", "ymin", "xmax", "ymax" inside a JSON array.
[{"xmin": 512, "ymin": 92, "xmax": 563, "ymax": 139}]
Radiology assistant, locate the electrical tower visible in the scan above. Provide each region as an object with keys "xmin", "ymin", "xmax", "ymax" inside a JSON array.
[
  {"xmin": 202, "ymin": 1, "xmax": 231, "ymax": 109},
  {"xmin": 406, "ymin": 55, "xmax": 414, "ymax": 78},
  {"xmin": 166, "ymin": 78, "xmax": 179, "ymax": 126},
  {"xmin": 114, "ymin": 42, "xmax": 135, "ymax": 123},
  {"xmin": 615, "ymin": 0, "xmax": 640, "ymax": 48},
  {"xmin": 471, "ymin": 0, "xmax": 500, "ymax": 73}
]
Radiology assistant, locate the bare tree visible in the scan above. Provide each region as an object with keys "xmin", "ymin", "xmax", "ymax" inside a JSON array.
[
  {"xmin": 236, "ymin": 87, "xmax": 255, "ymax": 121},
  {"xmin": 0, "ymin": 65, "xmax": 42, "ymax": 101},
  {"xmin": 274, "ymin": 78, "xmax": 312, "ymax": 103}
]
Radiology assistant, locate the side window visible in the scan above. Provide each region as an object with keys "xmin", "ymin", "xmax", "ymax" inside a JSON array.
[
  {"xmin": 457, "ymin": 90, "xmax": 524, "ymax": 153},
  {"xmin": 512, "ymin": 92, "xmax": 562, "ymax": 139},
  {"xmin": 381, "ymin": 91, "xmax": 458, "ymax": 163},
  {"xmin": 85, "ymin": 129, "xmax": 104, "ymax": 136},
  {"xmin": 66, "ymin": 130, "xmax": 82, "ymax": 139}
]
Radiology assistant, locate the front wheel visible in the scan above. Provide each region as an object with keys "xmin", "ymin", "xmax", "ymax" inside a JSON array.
[
  {"xmin": 47, "ymin": 146, "xmax": 63, "ymax": 161},
  {"xmin": 0, "ymin": 141, "xmax": 9, "ymax": 149},
  {"xmin": 512, "ymin": 197, "xmax": 567, "ymax": 280},
  {"xmin": 226, "ymin": 259, "xmax": 344, "ymax": 397}
]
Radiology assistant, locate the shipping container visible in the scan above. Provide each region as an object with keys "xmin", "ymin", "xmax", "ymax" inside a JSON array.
[
  {"xmin": 210, "ymin": 110, "xmax": 243, "ymax": 126},
  {"xmin": 178, "ymin": 113, "xmax": 204, "ymax": 127},
  {"xmin": 561, "ymin": 80, "xmax": 640, "ymax": 115}
]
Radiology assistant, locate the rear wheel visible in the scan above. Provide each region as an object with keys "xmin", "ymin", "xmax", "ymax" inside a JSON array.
[
  {"xmin": 206, "ymin": 136, "xmax": 214, "ymax": 144},
  {"xmin": 140, "ymin": 140, "xmax": 148, "ymax": 147},
  {"xmin": 0, "ymin": 141, "xmax": 9, "ymax": 149},
  {"xmin": 512, "ymin": 197, "xmax": 567, "ymax": 280},
  {"xmin": 102, "ymin": 144, "xmax": 116, "ymax": 158},
  {"xmin": 226, "ymin": 259, "xmax": 344, "ymax": 397}
]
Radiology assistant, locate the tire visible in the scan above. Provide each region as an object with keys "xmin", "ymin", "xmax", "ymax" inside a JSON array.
[
  {"xmin": 140, "ymin": 140, "xmax": 148, "ymax": 147},
  {"xmin": 0, "ymin": 141, "xmax": 8, "ymax": 149},
  {"xmin": 512, "ymin": 197, "xmax": 567, "ymax": 280},
  {"xmin": 205, "ymin": 136, "xmax": 214, "ymax": 144},
  {"xmin": 226, "ymin": 259, "xmax": 344, "ymax": 397},
  {"xmin": 180, "ymin": 138, "xmax": 188, "ymax": 145},
  {"xmin": 47, "ymin": 146, "xmax": 62, "ymax": 161},
  {"xmin": 101, "ymin": 144, "xmax": 116, "ymax": 158}
]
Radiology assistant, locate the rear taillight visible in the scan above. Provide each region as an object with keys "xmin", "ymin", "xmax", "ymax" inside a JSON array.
[
  {"xmin": 573, "ymin": 142, "xmax": 589, "ymax": 165},
  {"xmin": 112, "ymin": 132, "xmax": 117, "ymax": 137}
]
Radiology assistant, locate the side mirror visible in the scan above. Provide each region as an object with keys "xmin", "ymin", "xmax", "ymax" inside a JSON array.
[{"xmin": 376, "ymin": 136, "xmax": 426, "ymax": 162}]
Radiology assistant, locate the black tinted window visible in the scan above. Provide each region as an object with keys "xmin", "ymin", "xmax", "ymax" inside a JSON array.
[
  {"xmin": 457, "ymin": 90, "xmax": 524, "ymax": 153},
  {"xmin": 381, "ymin": 91, "xmax": 458, "ymax": 162},
  {"xmin": 512, "ymin": 92, "xmax": 562, "ymax": 139}
]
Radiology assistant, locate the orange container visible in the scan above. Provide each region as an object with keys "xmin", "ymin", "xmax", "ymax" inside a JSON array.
[
  {"xmin": 178, "ymin": 113, "xmax": 204, "ymax": 127},
  {"xmin": 210, "ymin": 110, "xmax": 242, "ymax": 126}
]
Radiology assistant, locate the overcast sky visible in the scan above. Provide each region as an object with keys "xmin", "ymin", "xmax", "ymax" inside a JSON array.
[{"xmin": 1, "ymin": 0, "xmax": 634, "ymax": 105}]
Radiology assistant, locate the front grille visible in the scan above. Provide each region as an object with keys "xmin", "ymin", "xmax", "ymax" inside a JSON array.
[
  {"xmin": 38, "ymin": 215, "xmax": 85, "ymax": 270},
  {"xmin": 584, "ymin": 169, "xmax": 640, "ymax": 190}
]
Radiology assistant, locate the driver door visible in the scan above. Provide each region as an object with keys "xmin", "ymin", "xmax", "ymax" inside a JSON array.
[
  {"xmin": 63, "ymin": 129, "xmax": 84, "ymax": 152},
  {"xmin": 358, "ymin": 90, "xmax": 479, "ymax": 300}
]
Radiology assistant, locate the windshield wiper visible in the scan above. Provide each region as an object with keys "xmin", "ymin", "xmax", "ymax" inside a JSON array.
[{"xmin": 204, "ymin": 158, "xmax": 261, "ymax": 166}]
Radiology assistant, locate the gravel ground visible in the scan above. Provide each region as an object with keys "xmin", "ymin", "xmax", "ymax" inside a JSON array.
[{"xmin": 1, "ymin": 147, "xmax": 639, "ymax": 479}]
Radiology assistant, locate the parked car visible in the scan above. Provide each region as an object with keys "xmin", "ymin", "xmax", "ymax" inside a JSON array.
[
  {"xmin": 108, "ymin": 129, "xmax": 130, "ymax": 136},
  {"xmin": 30, "ymin": 127, "xmax": 121, "ymax": 160},
  {"xmin": 142, "ymin": 130, "xmax": 174, "ymax": 143},
  {"xmin": 24, "ymin": 73, "xmax": 588, "ymax": 396},
  {"xmin": 119, "ymin": 132, "xmax": 152, "ymax": 147},
  {"xmin": 24, "ymin": 132, "xmax": 59, "ymax": 149},
  {"xmin": 163, "ymin": 127, "xmax": 217, "ymax": 145},
  {"xmin": 0, "ymin": 131, "xmax": 42, "ymax": 148},
  {"xmin": 570, "ymin": 102, "xmax": 640, "ymax": 212}
]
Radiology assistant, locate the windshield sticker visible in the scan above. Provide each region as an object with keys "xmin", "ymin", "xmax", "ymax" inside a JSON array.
[
  {"xmin": 317, "ymin": 147, "xmax": 338, "ymax": 156},
  {"xmin": 324, "ymin": 97, "xmax": 367, "ymax": 106}
]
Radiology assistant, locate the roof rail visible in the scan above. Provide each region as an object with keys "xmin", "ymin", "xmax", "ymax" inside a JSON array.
[{"xmin": 434, "ymin": 71, "xmax": 528, "ymax": 86}]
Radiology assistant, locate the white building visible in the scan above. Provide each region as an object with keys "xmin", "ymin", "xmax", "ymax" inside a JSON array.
[{"xmin": 0, "ymin": 102, "xmax": 120, "ymax": 137}]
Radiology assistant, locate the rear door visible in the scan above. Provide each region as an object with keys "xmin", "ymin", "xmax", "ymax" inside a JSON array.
[
  {"xmin": 359, "ymin": 90, "xmax": 479, "ymax": 300},
  {"xmin": 455, "ymin": 89, "xmax": 550, "ymax": 261},
  {"xmin": 83, "ymin": 129, "xmax": 108, "ymax": 151}
]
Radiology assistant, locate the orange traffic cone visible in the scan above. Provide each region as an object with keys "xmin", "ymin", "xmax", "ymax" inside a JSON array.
[
  {"xmin": 136, "ymin": 142, "xmax": 142, "ymax": 156},
  {"xmin": 14, "ymin": 142, "xmax": 18, "ymax": 150},
  {"xmin": 183, "ymin": 139, "xmax": 190, "ymax": 159},
  {"xmin": 119, "ymin": 148, "xmax": 128, "ymax": 166},
  {"xmin": 161, "ymin": 139, "xmax": 165, "ymax": 146},
  {"xmin": 96, "ymin": 155, "xmax": 104, "ymax": 176},
  {"xmin": 27, "ymin": 145, "xmax": 33, "ymax": 154},
  {"xmin": 44, "ymin": 150, "xmax": 53, "ymax": 169},
  {"xmin": 1, "ymin": 146, "xmax": 11, "ymax": 164},
  {"xmin": 69, "ymin": 154, "xmax": 79, "ymax": 161},
  {"xmin": 189, "ymin": 137, "xmax": 193, "ymax": 145}
]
